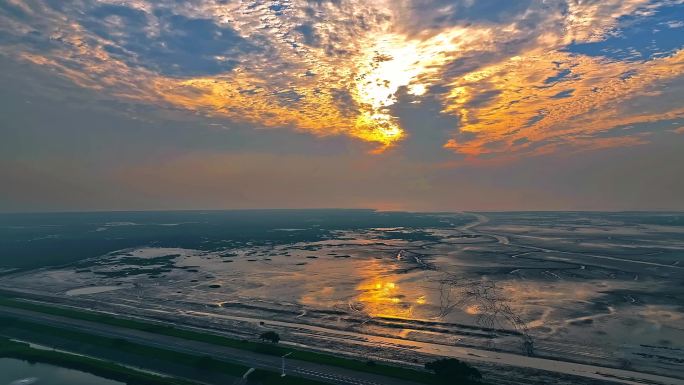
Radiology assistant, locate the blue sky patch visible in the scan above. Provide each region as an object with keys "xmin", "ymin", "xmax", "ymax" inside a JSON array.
[
  {"xmin": 551, "ymin": 89, "xmax": 574, "ymax": 99},
  {"xmin": 81, "ymin": 5, "xmax": 257, "ymax": 77},
  {"xmin": 566, "ymin": 4, "xmax": 684, "ymax": 61}
]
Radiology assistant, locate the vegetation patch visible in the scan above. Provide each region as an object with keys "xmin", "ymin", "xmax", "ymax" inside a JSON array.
[{"xmin": 425, "ymin": 358, "xmax": 482, "ymax": 384}]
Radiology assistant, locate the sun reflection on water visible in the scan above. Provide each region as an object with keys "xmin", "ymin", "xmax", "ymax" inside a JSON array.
[{"xmin": 354, "ymin": 259, "xmax": 428, "ymax": 319}]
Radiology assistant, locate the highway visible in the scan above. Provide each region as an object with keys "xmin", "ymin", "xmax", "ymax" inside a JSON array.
[{"xmin": 0, "ymin": 306, "xmax": 423, "ymax": 385}]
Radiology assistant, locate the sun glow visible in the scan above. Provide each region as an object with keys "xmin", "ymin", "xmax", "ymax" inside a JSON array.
[{"xmin": 350, "ymin": 27, "xmax": 491, "ymax": 148}]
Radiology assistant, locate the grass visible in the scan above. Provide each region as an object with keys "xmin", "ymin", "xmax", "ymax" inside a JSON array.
[
  {"xmin": 0, "ymin": 295, "xmax": 444, "ymax": 384},
  {"xmin": 0, "ymin": 337, "xmax": 201, "ymax": 385}
]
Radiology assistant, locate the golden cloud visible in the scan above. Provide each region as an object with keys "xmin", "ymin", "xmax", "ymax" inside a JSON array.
[
  {"xmin": 3, "ymin": 0, "xmax": 683, "ymax": 157},
  {"xmin": 443, "ymin": 50, "xmax": 684, "ymax": 157}
]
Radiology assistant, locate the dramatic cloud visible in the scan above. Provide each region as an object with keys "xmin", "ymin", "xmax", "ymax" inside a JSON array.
[{"xmin": 1, "ymin": 0, "xmax": 683, "ymax": 157}]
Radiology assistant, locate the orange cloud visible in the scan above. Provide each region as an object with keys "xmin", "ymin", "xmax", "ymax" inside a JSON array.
[
  {"xmin": 443, "ymin": 49, "xmax": 684, "ymax": 157},
  {"xmin": 3, "ymin": 0, "xmax": 683, "ymax": 157}
]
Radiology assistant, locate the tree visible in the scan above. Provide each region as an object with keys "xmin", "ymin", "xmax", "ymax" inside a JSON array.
[
  {"xmin": 259, "ymin": 331, "xmax": 280, "ymax": 343},
  {"xmin": 425, "ymin": 358, "xmax": 482, "ymax": 383}
]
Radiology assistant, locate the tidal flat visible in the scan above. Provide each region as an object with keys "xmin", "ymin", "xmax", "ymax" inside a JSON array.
[{"xmin": 1, "ymin": 210, "xmax": 682, "ymax": 380}]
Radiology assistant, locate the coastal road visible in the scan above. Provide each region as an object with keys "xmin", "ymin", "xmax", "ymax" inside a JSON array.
[
  {"xmin": 0, "ymin": 305, "xmax": 422, "ymax": 385},
  {"xmin": 3, "ymin": 303, "xmax": 684, "ymax": 385}
]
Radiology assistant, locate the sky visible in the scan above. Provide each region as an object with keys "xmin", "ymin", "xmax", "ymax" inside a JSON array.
[{"xmin": 1, "ymin": 0, "xmax": 684, "ymax": 212}]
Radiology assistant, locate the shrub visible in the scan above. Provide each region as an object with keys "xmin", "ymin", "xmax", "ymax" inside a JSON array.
[
  {"xmin": 259, "ymin": 331, "xmax": 280, "ymax": 344},
  {"xmin": 425, "ymin": 358, "xmax": 481, "ymax": 382}
]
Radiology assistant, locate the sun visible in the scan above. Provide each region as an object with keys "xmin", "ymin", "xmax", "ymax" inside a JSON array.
[{"xmin": 349, "ymin": 27, "xmax": 486, "ymax": 150}]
